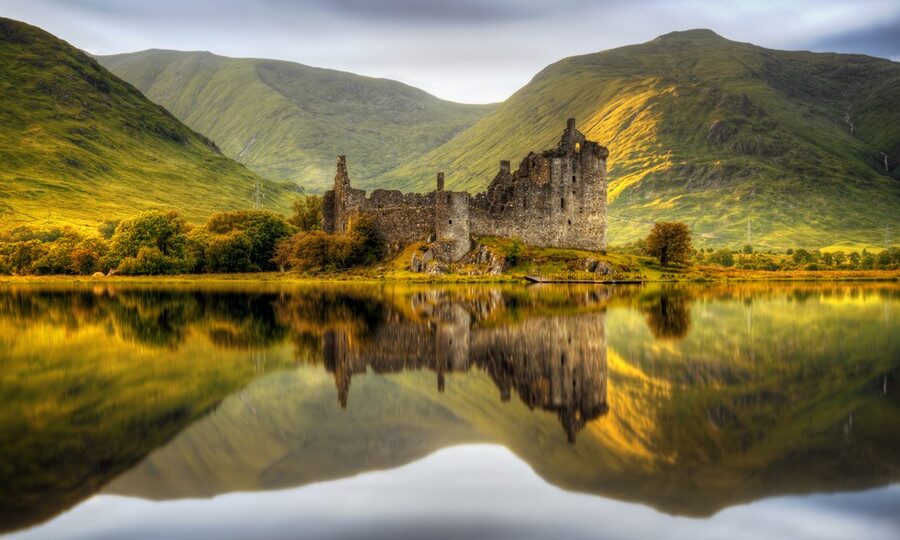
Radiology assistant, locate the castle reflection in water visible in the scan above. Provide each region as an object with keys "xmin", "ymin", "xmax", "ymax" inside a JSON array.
[{"xmin": 322, "ymin": 289, "xmax": 610, "ymax": 442}]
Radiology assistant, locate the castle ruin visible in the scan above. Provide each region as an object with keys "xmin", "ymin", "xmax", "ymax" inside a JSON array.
[{"xmin": 323, "ymin": 119, "xmax": 609, "ymax": 261}]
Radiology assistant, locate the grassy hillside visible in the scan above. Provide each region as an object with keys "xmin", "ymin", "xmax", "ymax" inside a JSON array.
[
  {"xmin": 375, "ymin": 30, "xmax": 900, "ymax": 249},
  {"xmin": 0, "ymin": 18, "xmax": 293, "ymax": 232},
  {"xmin": 97, "ymin": 50, "xmax": 494, "ymax": 191}
]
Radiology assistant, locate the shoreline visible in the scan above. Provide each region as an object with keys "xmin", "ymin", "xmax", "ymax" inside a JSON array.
[{"xmin": 1, "ymin": 269, "xmax": 897, "ymax": 286}]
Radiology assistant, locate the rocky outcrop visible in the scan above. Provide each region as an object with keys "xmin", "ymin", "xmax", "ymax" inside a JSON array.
[
  {"xmin": 460, "ymin": 243, "xmax": 507, "ymax": 275},
  {"xmin": 410, "ymin": 242, "xmax": 506, "ymax": 276},
  {"xmin": 583, "ymin": 258, "xmax": 615, "ymax": 276},
  {"xmin": 409, "ymin": 248, "xmax": 434, "ymax": 273}
]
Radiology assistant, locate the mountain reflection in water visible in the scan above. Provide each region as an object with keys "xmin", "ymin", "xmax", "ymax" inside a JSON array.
[{"xmin": 0, "ymin": 282, "xmax": 897, "ymax": 537}]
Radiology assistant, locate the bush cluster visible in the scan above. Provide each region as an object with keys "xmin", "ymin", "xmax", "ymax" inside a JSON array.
[
  {"xmin": 275, "ymin": 214, "xmax": 385, "ymax": 272},
  {"xmin": 0, "ymin": 209, "xmax": 298, "ymax": 276},
  {"xmin": 0, "ymin": 199, "xmax": 389, "ymax": 276},
  {"xmin": 692, "ymin": 246, "xmax": 900, "ymax": 270},
  {"xmin": 0, "ymin": 227, "xmax": 109, "ymax": 275}
]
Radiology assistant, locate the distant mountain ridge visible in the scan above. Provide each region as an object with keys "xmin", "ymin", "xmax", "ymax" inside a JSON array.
[
  {"xmin": 373, "ymin": 29, "xmax": 900, "ymax": 249},
  {"xmin": 97, "ymin": 49, "xmax": 495, "ymax": 191},
  {"xmin": 0, "ymin": 17, "xmax": 293, "ymax": 230}
]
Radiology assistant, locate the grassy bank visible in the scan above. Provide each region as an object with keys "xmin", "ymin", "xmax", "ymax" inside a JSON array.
[{"xmin": 2, "ymin": 246, "xmax": 897, "ymax": 285}]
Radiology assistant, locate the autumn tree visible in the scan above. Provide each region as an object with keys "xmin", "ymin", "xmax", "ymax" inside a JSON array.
[
  {"xmin": 289, "ymin": 196, "xmax": 323, "ymax": 232},
  {"xmin": 645, "ymin": 222, "xmax": 692, "ymax": 266}
]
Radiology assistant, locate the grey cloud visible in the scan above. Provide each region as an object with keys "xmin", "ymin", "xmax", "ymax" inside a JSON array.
[
  {"xmin": 308, "ymin": 0, "xmax": 547, "ymax": 24},
  {"xmin": 2, "ymin": 0, "xmax": 899, "ymax": 102},
  {"xmin": 811, "ymin": 15, "xmax": 900, "ymax": 59}
]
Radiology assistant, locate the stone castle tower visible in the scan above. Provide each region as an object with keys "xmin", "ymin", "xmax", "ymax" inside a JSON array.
[{"xmin": 322, "ymin": 119, "xmax": 608, "ymax": 260}]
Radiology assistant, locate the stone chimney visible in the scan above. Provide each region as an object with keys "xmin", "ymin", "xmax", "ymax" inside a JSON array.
[
  {"xmin": 567, "ymin": 118, "xmax": 576, "ymax": 132},
  {"xmin": 436, "ymin": 172, "xmax": 445, "ymax": 191},
  {"xmin": 335, "ymin": 155, "xmax": 352, "ymax": 191},
  {"xmin": 500, "ymin": 160, "xmax": 511, "ymax": 175}
]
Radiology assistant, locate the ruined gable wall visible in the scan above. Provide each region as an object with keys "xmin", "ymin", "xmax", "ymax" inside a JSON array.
[
  {"xmin": 434, "ymin": 188, "xmax": 471, "ymax": 261},
  {"xmin": 471, "ymin": 140, "xmax": 608, "ymax": 251}
]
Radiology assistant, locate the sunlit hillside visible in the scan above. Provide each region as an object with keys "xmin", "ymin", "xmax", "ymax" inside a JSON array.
[
  {"xmin": 0, "ymin": 18, "xmax": 294, "ymax": 232},
  {"xmin": 97, "ymin": 50, "xmax": 495, "ymax": 191},
  {"xmin": 374, "ymin": 30, "xmax": 900, "ymax": 249}
]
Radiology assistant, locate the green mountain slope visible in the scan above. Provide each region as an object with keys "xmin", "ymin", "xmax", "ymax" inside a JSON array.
[
  {"xmin": 0, "ymin": 18, "xmax": 293, "ymax": 231},
  {"xmin": 97, "ymin": 50, "xmax": 494, "ymax": 191},
  {"xmin": 374, "ymin": 30, "xmax": 900, "ymax": 249}
]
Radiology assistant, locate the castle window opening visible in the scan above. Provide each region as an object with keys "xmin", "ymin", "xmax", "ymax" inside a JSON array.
[
  {"xmin": 560, "ymin": 197, "xmax": 564, "ymax": 208},
  {"xmin": 572, "ymin": 175, "xmax": 576, "ymax": 183},
  {"xmin": 448, "ymin": 219, "xmax": 453, "ymax": 224},
  {"xmin": 575, "ymin": 143, "xmax": 581, "ymax": 153},
  {"xmin": 567, "ymin": 219, "xmax": 572, "ymax": 225}
]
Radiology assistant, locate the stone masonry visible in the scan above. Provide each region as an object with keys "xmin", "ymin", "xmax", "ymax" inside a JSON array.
[{"xmin": 323, "ymin": 119, "xmax": 609, "ymax": 261}]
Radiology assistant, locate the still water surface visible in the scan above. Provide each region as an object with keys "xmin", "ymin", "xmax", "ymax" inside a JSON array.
[{"xmin": 0, "ymin": 282, "xmax": 897, "ymax": 539}]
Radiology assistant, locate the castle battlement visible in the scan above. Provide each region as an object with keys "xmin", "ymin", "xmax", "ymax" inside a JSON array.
[{"xmin": 323, "ymin": 119, "xmax": 608, "ymax": 261}]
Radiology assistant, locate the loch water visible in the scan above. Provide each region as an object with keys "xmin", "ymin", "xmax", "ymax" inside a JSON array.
[{"xmin": 0, "ymin": 282, "xmax": 897, "ymax": 540}]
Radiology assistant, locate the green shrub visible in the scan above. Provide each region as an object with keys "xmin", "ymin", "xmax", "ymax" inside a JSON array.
[
  {"xmin": 345, "ymin": 215, "xmax": 386, "ymax": 266},
  {"xmin": 276, "ymin": 231, "xmax": 333, "ymax": 272},
  {"xmin": 31, "ymin": 240, "xmax": 78, "ymax": 275},
  {"xmin": 5, "ymin": 240, "xmax": 48, "ymax": 274},
  {"xmin": 201, "ymin": 231, "xmax": 254, "ymax": 273},
  {"xmin": 860, "ymin": 251, "xmax": 876, "ymax": 270},
  {"xmin": 275, "ymin": 214, "xmax": 384, "ymax": 272},
  {"xmin": 108, "ymin": 210, "xmax": 189, "ymax": 269},
  {"xmin": 792, "ymin": 249, "xmax": 813, "ymax": 264},
  {"xmin": 506, "ymin": 240, "xmax": 522, "ymax": 267},
  {"xmin": 117, "ymin": 246, "xmax": 184, "ymax": 275},
  {"xmin": 70, "ymin": 248, "xmax": 100, "ymax": 274},
  {"xmin": 98, "ymin": 219, "xmax": 120, "ymax": 240},
  {"xmin": 289, "ymin": 196, "xmax": 323, "ymax": 232},
  {"xmin": 202, "ymin": 210, "xmax": 295, "ymax": 271},
  {"xmin": 708, "ymin": 248, "xmax": 734, "ymax": 267}
]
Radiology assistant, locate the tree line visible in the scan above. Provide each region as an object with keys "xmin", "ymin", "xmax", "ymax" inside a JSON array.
[
  {"xmin": 1, "ymin": 209, "xmax": 896, "ymax": 275},
  {"xmin": 0, "ymin": 196, "xmax": 383, "ymax": 276},
  {"xmin": 638, "ymin": 221, "xmax": 899, "ymax": 270}
]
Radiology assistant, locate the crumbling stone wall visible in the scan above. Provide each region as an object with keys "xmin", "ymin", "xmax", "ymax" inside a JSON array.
[
  {"xmin": 322, "ymin": 118, "xmax": 608, "ymax": 260},
  {"xmin": 471, "ymin": 118, "xmax": 608, "ymax": 251},
  {"xmin": 434, "ymin": 173, "xmax": 472, "ymax": 261},
  {"xmin": 323, "ymin": 155, "xmax": 436, "ymax": 242}
]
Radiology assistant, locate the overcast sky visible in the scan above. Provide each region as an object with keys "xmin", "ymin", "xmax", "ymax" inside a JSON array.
[{"xmin": 1, "ymin": 0, "xmax": 898, "ymax": 103}]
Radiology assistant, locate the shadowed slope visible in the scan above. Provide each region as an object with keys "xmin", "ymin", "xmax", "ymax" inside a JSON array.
[{"xmin": 97, "ymin": 50, "xmax": 495, "ymax": 191}]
